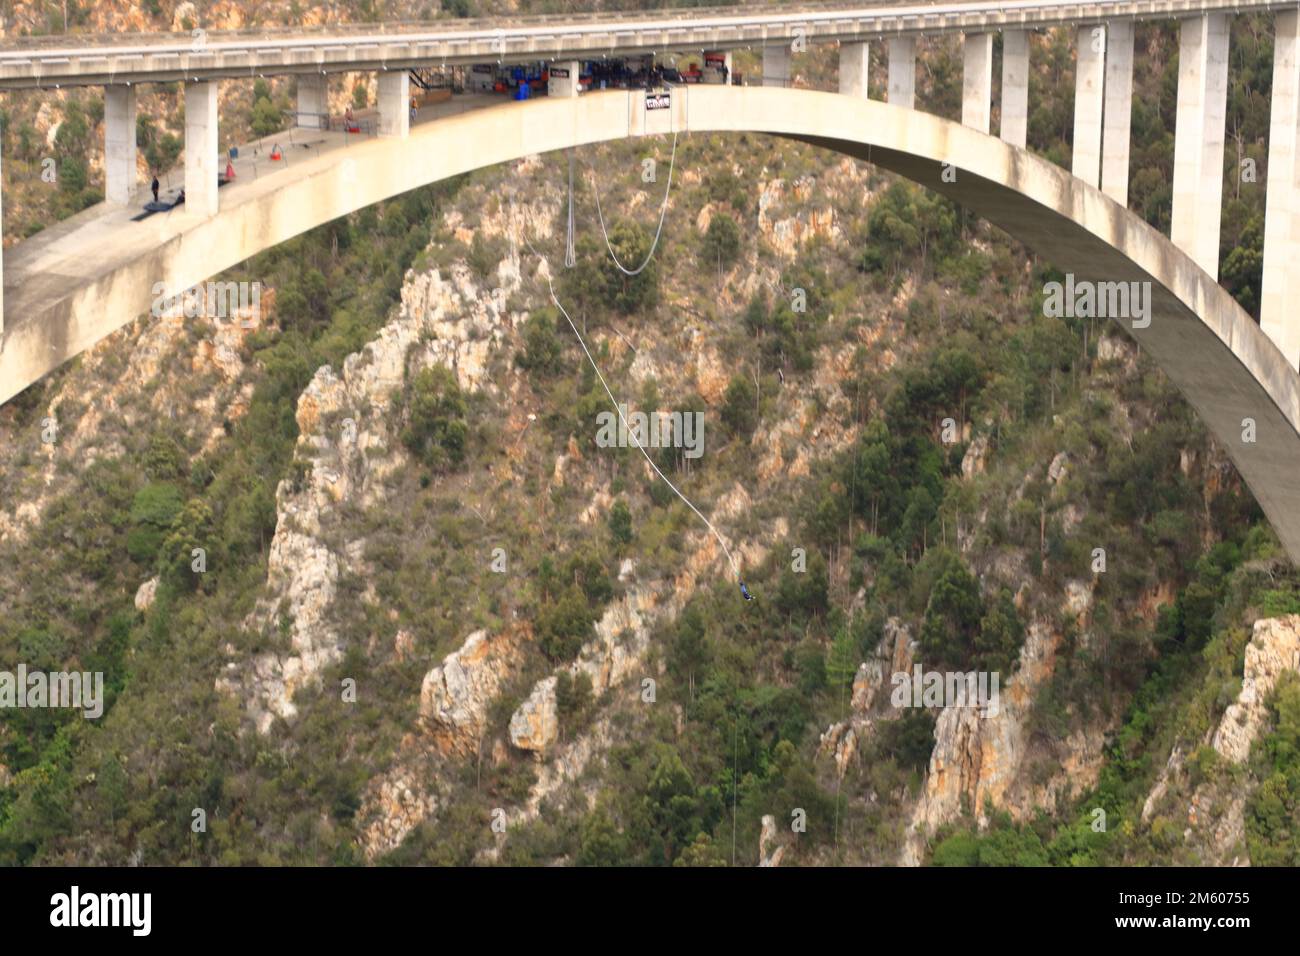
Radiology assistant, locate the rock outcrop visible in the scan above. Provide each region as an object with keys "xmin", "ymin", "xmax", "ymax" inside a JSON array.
[
  {"xmin": 1211, "ymin": 615, "xmax": 1300, "ymax": 763},
  {"xmin": 900, "ymin": 615, "xmax": 1106, "ymax": 865},
  {"xmin": 509, "ymin": 676, "xmax": 559, "ymax": 752},
  {"xmin": 218, "ymin": 259, "xmax": 513, "ymax": 734},
  {"xmin": 421, "ymin": 628, "xmax": 524, "ymax": 756}
]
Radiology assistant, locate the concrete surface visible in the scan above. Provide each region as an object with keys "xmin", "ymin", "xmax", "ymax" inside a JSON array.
[{"xmin": 3, "ymin": 85, "xmax": 1300, "ymax": 564}]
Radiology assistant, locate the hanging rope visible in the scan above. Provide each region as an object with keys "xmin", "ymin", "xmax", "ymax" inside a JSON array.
[
  {"xmin": 564, "ymin": 150, "xmax": 577, "ymax": 269},
  {"xmin": 588, "ymin": 130, "xmax": 679, "ymax": 277},
  {"xmin": 520, "ymin": 227, "xmax": 742, "ymax": 583}
]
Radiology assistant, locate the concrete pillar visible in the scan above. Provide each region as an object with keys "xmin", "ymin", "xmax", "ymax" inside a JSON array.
[
  {"xmin": 1262, "ymin": 9, "xmax": 1300, "ymax": 368},
  {"xmin": 377, "ymin": 70, "xmax": 410, "ymax": 138},
  {"xmin": 104, "ymin": 86, "xmax": 137, "ymax": 205},
  {"xmin": 184, "ymin": 81, "xmax": 220, "ymax": 219},
  {"xmin": 1101, "ymin": 20, "xmax": 1135, "ymax": 206},
  {"xmin": 888, "ymin": 37, "xmax": 916, "ymax": 109},
  {"xmin": 1000, "ymin": 30, "xmax": 1029, "ymax": 148},
  {"xmin": 1, "ymin": 133, "xmax": 4, "ymax": 335},
  {"xmin": 1171, "ymin": 14, "xmax": 1230, "ymax": 279},
  {"xmin": 763, "ymin": 44, "xmax": 791, "ymax": 88},
  {"xmin": 296, "ymin": 73, "xmax": 327, "ymax": 130},
  {"xmin": 839, "ymin": 41, "xmax": 871, "ymax": 98},
  {"xmin": 547, "ymin": 60, "xmax": 580, "ymax": 97},
  {"xmin": 1072, "ymin": 25, "xmax": 1105, "ymax": 187},
  {"xmin": 962, "ymin": 33, "xmax": 993, "ymax": 133}
]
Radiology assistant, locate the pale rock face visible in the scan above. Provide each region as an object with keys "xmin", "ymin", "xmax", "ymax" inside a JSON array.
[
  {"xmin": 1047, "ymin": 451, "xmax": 1070, "ymax": 487},
  {"xmin": 357, "ymin": 626, "xmax": 521, "ymax": 859},
  {"xmin": 134, "ymin": 577, "xmax": 159, "ymax": 612},
  {"xmin": 171, "ymin": 1, "xmax": 198, "ymax": 31},
  {"xmin": 692, "ymin": 344, "xmax": 730, "ymax": 405},
  {"xmin": 696, "ymin": 202, "xmax": 716, "ymax": 235},
  {"xmin": 1096, "ymin": 333, "xmax": 1140, "ymax": 371},
  {"xmin": 757, "ymin": 177, "xmax": 839, "ymax": 259},
  {"xmin": 900, "ymin": 616, "xmax": 1103, "ymax": 864},
  {"xmin": 819, "ymin": 618, "xmax": 916, "ymax": 772},
  {"xmin": 421, "ymin": 629, "xmax": 518, "ymax": 743},
  {"xmin": 1064, "ymin": 580, "xmax": 1093, "ymax": 624},
  {"xmin": 358, "ymin": 763, "xmax": 439, "ymax": 860},
  {"xmin": 575, "ymin": 586, "xmax": 657, "ymax": 699},
  {"xmin": 1141, "ymin": 745, "xmax": 1186, "ymax": 824},
  {"xmin": 758, "ymin": 814, "xmax": 786, "ymax": 867},
  {"xmin": 1211, "ymin": 615, "xmax": 1300, "ymax": 763},
  {"xmin": 510, "ymin": 676, "xmax": 559, "ymax": 752},
  {"xmin": 961, "ymin": 434, "xmax": 990, "ymax": 479},
  {"xmin": 218, "ymin": 255, "xmax": 512, "ymax": 734}
]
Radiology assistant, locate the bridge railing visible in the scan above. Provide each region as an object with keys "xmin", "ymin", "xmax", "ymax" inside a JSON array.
[{"xmin": 0, "ymin": 2, "xmax": 845, "ymax": 49}]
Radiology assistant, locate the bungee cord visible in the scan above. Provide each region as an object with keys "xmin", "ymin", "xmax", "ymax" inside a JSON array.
[
  {"xmin": 519, "ymin": 226, "xmax": 744, "ymax": 586},
  {"xmin": 588, "ymin": 130, "xmax": 679, "ymax": 277},
  {"xmin": 564, "ymin": 150, "xmax": 577, "ymax": 269}
]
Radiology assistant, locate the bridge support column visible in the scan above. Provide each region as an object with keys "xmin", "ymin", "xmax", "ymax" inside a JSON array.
[
  {"xmin": 1072, "ymin": 25, "xmax": 1105, "ymax": 187},
  {"xmin": 888, "ymin": 37, "xmax": 915, "ymax": 109},
  {"xmin": 763, "ymin": 44, "xmax": 791, "ymax": 88},
  {"xmin": 839, "ymin": 41, "xmax": 871, "ymax": 98},
  {"xmin": 548, "ymin": 60, "xmax": 580, "ymax": 97},
  {"xmin": 1000, "ymin": 29, "xmax": 1029, "ymax": 148},
  {"xmin": 184, "ymin": 81, "xmax": 220, "ymax": 219},
  {"xmin": 105, "ymin": 86, "xmax": 137, "ymax": 205},
  {"xmin": 962, "ymin": 33, "xmax": 993, "ymax": 133},
  {"xmin": 1262, "ymin": 9, "xmax": 1300, "ymax": 368},
  {"xmin": 1101, "ymin": 20, "xmax": 1135, "ymax": 206},
  {"xmin": 296, "ymin": 73, "xmax": 327, "ymax": 130},
  {"xmin": 1171, "ymin": 14, "xmax": 1229, "ymax": 279},
  {"xmin": 377, "ymin": 70, "xmax": 410, "ymax": 138}
]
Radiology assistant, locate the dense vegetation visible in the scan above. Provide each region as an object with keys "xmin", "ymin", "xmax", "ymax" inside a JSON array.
[{"xmin": 0, "ymin": 9, "xmax": 1294, "ymax": 867}]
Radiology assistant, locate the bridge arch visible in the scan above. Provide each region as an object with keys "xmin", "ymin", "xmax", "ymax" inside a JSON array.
[{"xmin": 3, "ymin": 85, "xmax": 1298, "ymax": 558}]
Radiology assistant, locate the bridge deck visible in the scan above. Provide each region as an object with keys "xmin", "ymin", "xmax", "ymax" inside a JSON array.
[
  {"xmin": 0, "ymin": 0, "xmax": 1291, "ymax": 89},
  {"xmin": 1, "ymin": 93, "xmax": 500, "ymax": 337}
]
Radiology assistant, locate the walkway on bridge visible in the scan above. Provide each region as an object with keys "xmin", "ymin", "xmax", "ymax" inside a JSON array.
[{"xmin": 1, "ymin": 92, "xmax": 499, "ymax": 340}]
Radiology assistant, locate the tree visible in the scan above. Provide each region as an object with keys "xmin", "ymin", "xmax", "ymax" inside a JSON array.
[
  {"xmin": 399, "ymin": 366, "xmax": 469, "ymax": 473},
  {"xmin": 251, "ymin": 96, "xmax": 283, "ymax": 138},
  {"xmin": 721, "ymin": 375, "xmax": 756, "ymax": 439},
  {"xmin": 608, "ymin": 498, "xmax": 633, "ymax": 547},
  {"xmin": 602, "ymin": 222, "xmax": 660, "ymax": 314},
  {"xmin": 919, "ymin": 554, "xmax": 983, "ymax": 670},
  {"xmin": 555, "ymin": 670, "xmax": 594, "ymax": 733},
  {"xmin": 673, "ymin": 832, "xmax": 727, "ymax": 866},
  {"xmin": 536, "ymin": 584, "xmax": 596, "ymax": 662},
  {"xmin": 701, "ymin": 213, "xmax": 741, "ymax": 271},
  {"xmin": 974, "ymin": 587, "xmax": 1024, "ymax": 673},
  {"xmin": 159, "ymin": 498, "xmax": 215, "ymax": 592},
  {"xmin": 127, "ymin": 483, "xmax": 185, "ymax": 565},
  {"xmin": 576, "ymin": 799, "xmax": 626, "ymax": 866},
  {"xmin": 668, "ymin": 605, "xmax": 711, "ymax": 700},
  {"xmin": 515, "ymin": 309, "xmax": 564, "ymax": 376},
  {"xmin": 826, "ymin": 624, "xmax": 858, "ymax": 691}
]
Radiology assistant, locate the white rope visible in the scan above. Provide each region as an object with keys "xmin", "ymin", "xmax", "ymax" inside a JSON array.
[
  {"xmin": 588, "ymin": 130, "xmax": 678, "ymax": 277},
  {"xmin": 521, "ymin": 230, "xmax": 741, "ymax": 582},
  {"xmin": 564, "ymin": 150, "xmax": 576, "ymax": 269}
]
